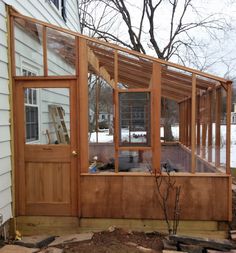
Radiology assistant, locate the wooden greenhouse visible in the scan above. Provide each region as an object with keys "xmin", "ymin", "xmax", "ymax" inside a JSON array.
[{"xmin": 8, "ymin": 8, "xmax": 232, "ymax": 235}]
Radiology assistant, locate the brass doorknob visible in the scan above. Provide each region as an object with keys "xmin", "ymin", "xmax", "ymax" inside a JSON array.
[{"xmin": 72, "ymin": 150, "xmax": 78, "ymax": 156}]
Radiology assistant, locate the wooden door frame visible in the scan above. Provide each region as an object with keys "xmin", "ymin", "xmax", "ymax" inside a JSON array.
[{"xmin": 13, "ymin": 78, "xmax": 79, "ymax": 216}]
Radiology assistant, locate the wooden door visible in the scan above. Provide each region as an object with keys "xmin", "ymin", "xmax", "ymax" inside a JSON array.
[{"xmin": 15, "ymin": 79, "xmax": 78, "ymax": 216}]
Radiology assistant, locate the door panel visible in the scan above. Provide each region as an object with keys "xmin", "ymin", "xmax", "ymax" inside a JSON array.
[{"xmin": 15, "ymin": 79, "xmax": 78, "ymax": 216}]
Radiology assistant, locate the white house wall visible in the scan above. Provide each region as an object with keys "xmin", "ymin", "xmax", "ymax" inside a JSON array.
[
  {"xmin": 3, "ymin": 0, "xmax": 80, "ymax": 32},
  {"xmin": 0, "ymin": 0, "xmax": 80, "ymax": 224}
]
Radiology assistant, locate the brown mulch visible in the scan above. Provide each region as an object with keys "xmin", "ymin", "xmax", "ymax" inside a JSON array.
[{"xmin": 62, "ymin": 228, "xmax": 164, "ymax": 253}]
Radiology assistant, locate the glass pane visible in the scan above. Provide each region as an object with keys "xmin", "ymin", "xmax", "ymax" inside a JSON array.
[
  {"xmin": 118, "ymin": 51, "xmax": 152, "ymax": 89},
  {"xmin": 47, "ymin": 27, "xmax": 76, "ymax": 76},
  {"xmin": 119, "ymin": 92, "xmax": 150, "ymax": 146},
  {"xmin": 24, "ymin": 88, "xmax": 70, "ymax": 144},
  {"xmin": 14, "ymin": 18, "xmax": 43, "ymax": 76},
  {"xmin": 118, "ymin": 150, "xmax": 151, "ymax": 172},
  {"xmin": 161, "ymin": 143, "xmax": 190, "ymax": 173}
]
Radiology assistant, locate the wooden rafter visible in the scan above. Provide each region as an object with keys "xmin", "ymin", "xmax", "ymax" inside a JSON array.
[{"xmin": 87, "ymin": 47, "xmax": 115, "ymax": 89}]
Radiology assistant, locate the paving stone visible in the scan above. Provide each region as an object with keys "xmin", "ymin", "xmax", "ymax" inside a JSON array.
[
  {"xmin": 231, "ymin": 234, "xmax": 236, "ymax": 240},
  {"xmin": 39, "ymin": 247, "xmax": 63, "ymax": 253},
  {"xmin": 179, "ymin": 243, "xmax": 203, "ymax": 253},
  {"xmin": 162, "ymin": 239, "xmax": 177, "ymax": 250},
  {"xmin": 163, "ymin": 250, "xmax": 187, "ymax": 253},
  {"xmin": 169, "ymin": 235, "xmax": 236, "ymax": 251},
  {"xmin": 137, "ymin": 245, "xmax": 156, "ymax": 252},
  {"xmin": 207, "ymin": 250, "xmax": 231, "ymax": 253},
  {"xmin": 0, "ymin": 245, "xmax": 39, "ymax": 253},
  {"xmin": 49, "ymin": 233, "xmax": 93, "ymax": 246},
  {"xmin": 15, "ymin": 235, "xmax": 55, "ymax": 248}
]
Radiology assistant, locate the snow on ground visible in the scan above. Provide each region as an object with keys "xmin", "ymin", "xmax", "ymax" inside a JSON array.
[{"xmin": 89, "ymin": 124, "xmax": 236, "ymax": 167}]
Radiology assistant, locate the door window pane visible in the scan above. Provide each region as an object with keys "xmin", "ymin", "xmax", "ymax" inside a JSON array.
[{"xmin": 24, "ymin": 88, "xmax": 70, "ymax": 144}]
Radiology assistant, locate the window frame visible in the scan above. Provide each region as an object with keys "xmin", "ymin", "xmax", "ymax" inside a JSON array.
[
  {"xmin": 119, "ymin": 91, "xmax": 151, "ymax": 147},
  {"xmin": 21, "ymin": 64, "xmax": 41, "ymax": 144}
]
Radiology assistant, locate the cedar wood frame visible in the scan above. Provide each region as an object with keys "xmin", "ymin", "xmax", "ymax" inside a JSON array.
[{"xmin": 8, "ymin": 7, "xmax": 232, "ymax": 221}]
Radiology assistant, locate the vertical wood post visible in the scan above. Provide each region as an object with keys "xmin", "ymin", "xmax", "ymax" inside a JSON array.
[
  {"xmin": 184, "ymin": 100, "xmax": 187, "ymax": 146},
  {"xmin": 226, "ymin": 81, "xmax": 232, "ymax": 174},
  {"xmin": 152, "ymin": 62, "xmax": 161, "ymax": 173},
  {"xmin": 215, "ymin": 88, "xmax": 221, "ymax": 167},
  {"xmin": 114, "ymin": 50, "xmax": 119, "ymax": 173},
  {"xmin": 207, "ymin": 90, "xmax": 213, "ymax": 162},
  {"xmin": 202, "ymin": 95, "xmax": 207, "ymax": 159},
  {"xmin": 78, "ymin": 38, "xmax": 89, "ymax": 173},
  {"xmin": 191, "ymin": 74, "xmax": 196, "ymax": 173},
  {"xmin": 43, "ymin": 26, "xmax": 48, "ymax": 76},
  {"xmin": 196, "ymin": 95, "xmax": 200, "ymax": 155},
  {"xmin": 179, "ymin": 102, "xmax": 182, "ymax": 142},
  {"xmin": 188, "ymin": 98, "xmax": 192, "ymax": 148}
]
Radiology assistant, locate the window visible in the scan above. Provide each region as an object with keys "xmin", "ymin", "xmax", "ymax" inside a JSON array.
[
  {"xmin": 22, "ymin": 68, "xmax": 39, "ymax": 143},
  {"xmin": 25, "ymin": 88, "xmax": 39, "ymax": 142},
  {"xmin": 119, "ymin": 92, "xmax": 150, "ymax": 146},
  {"xmin": 50, "ymin": 0, "xmax": 67, "ymax": 22},
  {"xmin": 51, "ymin": 0, "xmax": 59, "ymax": 9}
]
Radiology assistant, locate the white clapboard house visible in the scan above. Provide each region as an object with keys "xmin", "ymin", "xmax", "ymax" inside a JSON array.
[{"xmin": 0, "ymin": 0, "xmax": 80, "ymax": 230}]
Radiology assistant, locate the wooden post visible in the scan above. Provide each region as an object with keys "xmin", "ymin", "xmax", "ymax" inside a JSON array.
[
  {"xmin": 215, "ymin": 88, "xmax": 221, "ymax": 167},
  {"xmin": 114, "ymin": 50, "xmax": 119, "ymax": 173},
  {"xmin": 152, "ymin": 62, "xmax": 161, "ymax": 173},
  {"xmin": 43, "ymin": 26, "xmax": 48, "ymax": 76},
  {"xmin": 179, "ymin": 102, "xmax": 182, "ymax": 142},
  {"xmin": 207, "ymin": 90, "xmax": 213, "ymax": 162},
  {"xmin": 6, "ymin": 5, "xmax": 16, "ymax": 227},
  {"xmin": 78, "ymin": 38, "xmax": 89, "ymax": 173},
  {"xmin": 196, "ymin": 95, "xmax": 200, "ymax": 155},
  {"xmin": 188, "ymin": 98, "xmax": 192, "ymax": 148},
  {"xmin": 184, "ymin": 100, "xmax": 187, "ymax": 146},
  {"xmin": 191, "ymin": 74, "xmax": 196, "ymax": 173},
  {"xmin": 226, "ymin": 81, "xmax": 232, "ymax": 174},
  {"xmin": 202, "ymin": 95, "xmax": 207, "ymax": 159}
]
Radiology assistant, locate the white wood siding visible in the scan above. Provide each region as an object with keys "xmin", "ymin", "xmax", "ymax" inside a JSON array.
[
  {"xmin": 0, "ymin": 0, "xmax": 80, "ymax": 224},
  {"xmin": 4, "ymin": 0, "xmax": 80, "ymax": 32}
]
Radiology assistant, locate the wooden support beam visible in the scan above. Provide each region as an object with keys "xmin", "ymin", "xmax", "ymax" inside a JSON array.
[
  {"xmin": 207, "ymin": 91, "xmax": 213, "ymax": 162},
  {"xmin": 215, "ymin": 88, "xmax": 221, "ymax": 167},
  {"xmin": 152, "ymin": 62, "xmax": 161, "ymax": 173},
  {"xmin": 191, "ymin": 74, "xmax": 196, "ymax": 173},
  {"xmin": 187, "ymin": 98, "xmax": 191, "ymax": 147},
  {"xmin": 43, "ymin": 26, "xmax": 48, "ymax": 76},
  {"xmin": 226, "ymin": 81, "xmax": 232, "ymax": 174},
  {"xmin": 79, "ymin": 38, "xmax": 89, "ymax": 173},
  {"xmin": 201, "ymin": 95, "xmax": 207, "ymax": 159},
  {"xmin": 114, "ymin": 50, "xmax": 119, "ymax": 173},
  {"xmin": 87, "ymin": 47, "xmax": 115, "ymax": 89},
  {"xmin": 179, "ymin": 102, "xmax": 182, "ymax": 143},
  {"xmin": 196, "ymin": 95, "xmax": 200, "ymax": 155}
]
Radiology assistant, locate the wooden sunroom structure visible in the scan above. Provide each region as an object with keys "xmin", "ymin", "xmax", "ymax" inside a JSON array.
[{"xmin": 8, "ymin": 8, "xmax": 232, "ymax": 233}]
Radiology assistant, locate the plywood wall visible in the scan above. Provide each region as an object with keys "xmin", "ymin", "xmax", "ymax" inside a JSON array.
[{"xmin": 81, "ymin": 175, "xmax": 230, "ymax": 221}]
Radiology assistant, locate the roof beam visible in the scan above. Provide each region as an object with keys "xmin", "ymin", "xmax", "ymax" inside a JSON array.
[{"xmin": 87, "ymin": 47, "xmax": 115, "ymax": 89}]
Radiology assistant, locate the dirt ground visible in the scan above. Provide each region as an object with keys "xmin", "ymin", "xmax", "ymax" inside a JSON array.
[{"xmin": 60, "ymin": 229, "xmax": 164, "ymax": 253}]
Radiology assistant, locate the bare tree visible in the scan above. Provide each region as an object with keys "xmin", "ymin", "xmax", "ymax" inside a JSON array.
[{"xmin": 78, "ymin": 0, "xmax": 231, "ymax": 140}]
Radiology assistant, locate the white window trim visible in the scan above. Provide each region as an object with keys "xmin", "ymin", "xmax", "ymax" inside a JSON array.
[{"xmin": 21, "ymin": 61, "xmax": 42, "ymax": 144}]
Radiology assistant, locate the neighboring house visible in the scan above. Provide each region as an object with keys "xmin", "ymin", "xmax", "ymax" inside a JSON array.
[{"xmin": 0, "ymin": 0, "xmax": 80, "ymax": 227}]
